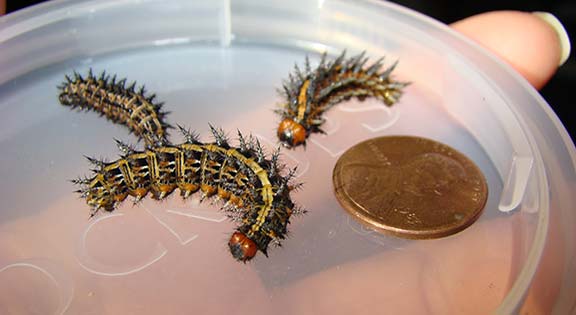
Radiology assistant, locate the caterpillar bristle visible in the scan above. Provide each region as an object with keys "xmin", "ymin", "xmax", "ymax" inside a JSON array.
[
  {"xmin": 114, "ymin": 138, "xmax": 135, "ymax": 155},
  {"xmin": 84, "ymin": 156, "xmax": 105, "ymax": 168},
  {"xmin": 209, "ymin": 124, "xmax": 229, "ymax": 148},
  {"xmin": 178, "ymin": 125, "xmax": 200, "ymax": 144},
  {"xmin": 237, "ymin": 130, "xmax": 249, "ymax": 152}
]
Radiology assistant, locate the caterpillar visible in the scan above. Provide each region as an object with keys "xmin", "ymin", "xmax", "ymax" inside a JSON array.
[
  {"xmin": 58, "ymin": 70, "xmax": 171, "ymax": 147},
  {"xmin": 59, "ymin": 71, "xmax": 303, "ymax": 262},
  {"xmin": 276, "ymin": 51, "xmax": 409, "ymax": 148}
]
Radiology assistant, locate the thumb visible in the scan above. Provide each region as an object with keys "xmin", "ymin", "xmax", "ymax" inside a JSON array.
[{"xmin": 450, "ymin": 11, "xmax": 570, "ymax": 90}]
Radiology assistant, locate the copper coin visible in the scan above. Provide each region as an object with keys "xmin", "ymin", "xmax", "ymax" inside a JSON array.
[{"xmin": 333, "ymin": 136, "xmax": 488, "ymax": 239}]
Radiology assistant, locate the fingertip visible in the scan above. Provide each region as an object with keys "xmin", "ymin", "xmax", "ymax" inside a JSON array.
[
  {"xmin": 451, "ymin": 11, "xmax": 568, "ymax": 90},
  {"xmin": 532, "ymin": 11, "xmax": 571, "ymax": 66}
]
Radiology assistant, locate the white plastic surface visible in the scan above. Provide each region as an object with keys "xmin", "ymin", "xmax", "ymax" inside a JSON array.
[{"xmin": 0, "ymin": 0, "xmax": 575, "ymax": 314}]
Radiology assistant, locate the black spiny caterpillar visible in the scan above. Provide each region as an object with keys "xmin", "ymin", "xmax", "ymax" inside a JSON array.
[
  {"xmin": 276, "ymin": 51, "xmax": 409, "ymax": 148},
  {"xmin": 72, "ymin": 127, "xmax": 303, "ymax": 262},
  {"xmin": 58, "ymin": 70, "xmax": 171, "ymax": 147}
]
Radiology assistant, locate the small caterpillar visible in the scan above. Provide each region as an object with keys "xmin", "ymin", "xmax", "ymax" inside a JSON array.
[
  {"xmin": 59, "ymin": 71, "xmax": 303, "ymax": 262},
  {"xmin": 58, "ymin": 70, "xmax": 171, "ymax": 147},
  {"xmin": 276, "ymin": 51, "xmax": 409, "ymax": 148}
]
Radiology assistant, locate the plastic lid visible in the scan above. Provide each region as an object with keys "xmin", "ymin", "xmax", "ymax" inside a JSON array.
[{"xmin": 0, "ymin": 0, "xmax": 574, "ymax": 314}]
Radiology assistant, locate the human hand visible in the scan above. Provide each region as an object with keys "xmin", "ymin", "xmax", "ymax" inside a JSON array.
[
  {"xmin": 451, "ymin": 11, "xmax": 570, "ymax": 90},
  {"xmin": 271, "ymin": 11, "xmax": 570, "ymax": 315}
]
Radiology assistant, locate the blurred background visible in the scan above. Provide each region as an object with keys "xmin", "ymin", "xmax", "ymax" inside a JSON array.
[{"xmin": 3, "ymin": 0, "xmax": 574, "ymax": 140}]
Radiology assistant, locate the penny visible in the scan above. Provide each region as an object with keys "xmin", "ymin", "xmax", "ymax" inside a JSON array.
[{"xmin": 333, "ymin": 136, "xmax": 488, "ymax": 239}]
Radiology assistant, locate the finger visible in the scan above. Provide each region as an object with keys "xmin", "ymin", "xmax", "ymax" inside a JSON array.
[{"xmin": 450, "ymin": 11, "xmax": 570, "ymax": 90}]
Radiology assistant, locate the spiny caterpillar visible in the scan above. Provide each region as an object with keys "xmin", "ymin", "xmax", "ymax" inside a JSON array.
[
  {"xmin": 276, "ymin": 51, "xmax": 409, "ymax": 148},
  {"xmin": 58, "ymin": 71, "xmax": 304, "ymax": 262},
  {"xmin": 58, "ymin": 70, "xmax": 171, "ymax": 147},
  {"xmin": 71, "ymin": 126, "xmax": 303, "ymax": 262}
]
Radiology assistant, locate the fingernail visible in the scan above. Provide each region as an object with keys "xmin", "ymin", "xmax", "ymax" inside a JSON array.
[{"xmin": 532, "ymin": 12, "xmax": 571, "ymax": 66}]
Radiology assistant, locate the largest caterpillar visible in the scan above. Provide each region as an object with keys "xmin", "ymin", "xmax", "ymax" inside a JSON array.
[
  {"xmin": 59, "ymin": 71, "xmax": 302, "ymax": 262},
  {"xmin": 276, "ymin": 51, "xmax": 409, "ymax": 148}
]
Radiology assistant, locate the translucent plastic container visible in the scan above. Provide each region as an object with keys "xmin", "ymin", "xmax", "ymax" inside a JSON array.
[{"xmin": 1, "ymin": 0, "xmax": 574, "ymax": 314}]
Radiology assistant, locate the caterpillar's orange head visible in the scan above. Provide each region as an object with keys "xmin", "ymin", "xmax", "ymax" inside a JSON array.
[
  {"xmin": 277, "ymin": 118, "xmax": 307, "ymax": 148},
  {"xmin": 228, "ymin": 232, "xmax": 258, "ymax": 262}
]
